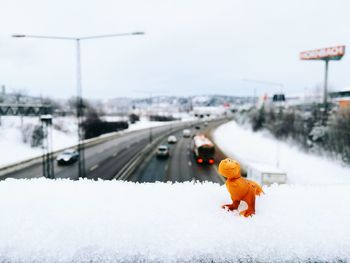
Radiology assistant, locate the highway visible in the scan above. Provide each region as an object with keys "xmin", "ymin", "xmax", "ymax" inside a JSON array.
[
  {"xmin": 1, "ymin": 119, "xmax": 227, "ymax": 183},
  {"xmin": 128, "ymin": 120, "xmax": 226, "ymax": 185},
  {"xmin": 1, "ymin": 123, "xmax": 188, "ymax": 180}
]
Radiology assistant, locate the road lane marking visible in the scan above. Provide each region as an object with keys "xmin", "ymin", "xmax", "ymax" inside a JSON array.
[
  {"xmin": 89, "ymin": 164, "xmax": 99, "ymax": 172},
  {"xmin": 112, "ymin": 152, "xmax": 117, "ymax": 157},
  {"xmin": 188, "ymin": 161, "xmax": 192, "ymax": 166},
  {"xmin": 164, "ymin": 164, "xmax": 168, "ymax": 171}
]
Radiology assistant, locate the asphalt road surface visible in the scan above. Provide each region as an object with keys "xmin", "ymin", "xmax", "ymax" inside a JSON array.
[
  {"xmin": 1, "ymin": 123, "xmax": 189, "ymax": 180},
  {"xmin": 128, "ymin": 121, "xmax": 226, "ymax": 185}
]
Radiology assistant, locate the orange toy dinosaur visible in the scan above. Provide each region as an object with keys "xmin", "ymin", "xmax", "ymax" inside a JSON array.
[{"xmin": 218, "ymin": 158, "xmax": 263, "ymax": 217}]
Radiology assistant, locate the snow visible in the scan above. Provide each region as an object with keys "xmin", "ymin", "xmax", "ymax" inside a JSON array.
[
  {"xmin": 0, "ymin": 126, "xmax": 42, "ymax": 164},
  {"xmin": 0, "ymin": 116, "xmax": 77, "ymax": 167},
  {"xmin": 193, "ymin": 106, "xmax": 228, "ymax": 116},
  {"xmin": 248, "ymin": 162, "xmax": 286, "ymax": 174},
  {"xmin": 127, "ymin": 117, "xmax": 178, "ymax": 131},
  {"xmin": 0, "ymin": 179, "xmax": 349, "ymax": 262},
  {"xmin": 1, "ymin": 119, "xmax": 350, "ymax": 261},
  {"xmin": 213, "ymin": 121, "xmax": 350, "ymax": 185}
]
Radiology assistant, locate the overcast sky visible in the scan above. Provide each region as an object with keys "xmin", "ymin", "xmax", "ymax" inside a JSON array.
[{"xmin": 1, "ymin": 0, "xmax": 350, "ymax": 99}]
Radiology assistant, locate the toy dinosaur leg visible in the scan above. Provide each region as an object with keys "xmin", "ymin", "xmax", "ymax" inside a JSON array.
[
  {"xmin": 222, "ymin": 200, "xmax": 240, "ymax": 211},
  {"xmin": 240, "ymin": 191, "xmax": 256, "ymax": 217}
]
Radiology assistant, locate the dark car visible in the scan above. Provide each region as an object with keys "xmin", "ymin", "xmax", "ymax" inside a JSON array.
[{"xmin": 56, "ymin": 149, "xmax": 79, "ymax": 165}]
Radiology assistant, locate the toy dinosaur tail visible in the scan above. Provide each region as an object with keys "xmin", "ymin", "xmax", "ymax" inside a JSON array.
[
  {"xmin": 255, "ymin": 184, "xmax": 264, "ymax": 196},
  {"xmin": 248, "ymin": 179, "xmax": 264, "ymax": 196}
]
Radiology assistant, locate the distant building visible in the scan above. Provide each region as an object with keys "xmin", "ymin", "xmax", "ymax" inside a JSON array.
[
  {"xmin": 329, "ymin": 87, "xmax": 350, "ymax": 108},
  {"xmin": 192, "ymin": 106, "xmax": 227, "ymax": 118}
]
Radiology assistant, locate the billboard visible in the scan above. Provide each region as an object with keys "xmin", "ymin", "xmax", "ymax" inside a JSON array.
[{"xmin": 300, "ymin": 45, "xmax": 345, "ymax": 61}]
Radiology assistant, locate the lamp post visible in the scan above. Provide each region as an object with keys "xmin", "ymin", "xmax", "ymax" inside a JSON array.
[{"xmin": 13, "ymin": 32, "xmax": 145, "ymax": 178}]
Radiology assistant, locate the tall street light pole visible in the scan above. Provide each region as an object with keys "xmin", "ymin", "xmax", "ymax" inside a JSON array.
[{"xmin": 13, "ymin": 32, "xmax": 145, "ymax": 178}]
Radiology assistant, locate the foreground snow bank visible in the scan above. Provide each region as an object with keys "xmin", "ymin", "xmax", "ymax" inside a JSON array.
[
  {"xmin": 213, "ymin": 121, "xmax": 350, "ymax": 185},
  {"xmin": 0, "ymin": 179, "xmax": 349, "ymax": 262}
]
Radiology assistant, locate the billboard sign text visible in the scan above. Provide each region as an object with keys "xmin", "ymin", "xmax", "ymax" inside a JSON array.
[{"xmin": 300, "ymin": 45, "xmax": 345, "ymax": 61}]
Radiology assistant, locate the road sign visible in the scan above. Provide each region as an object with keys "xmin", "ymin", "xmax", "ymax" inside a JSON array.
[
  {"xmin": 0, "ymin": 104, "xmax": 52, "ymax": 116},
  {"xmin": 300, "ymin": 45, "xmax": 345, "ymax": 61}
]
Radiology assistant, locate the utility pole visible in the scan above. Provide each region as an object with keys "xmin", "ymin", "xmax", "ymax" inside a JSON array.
[
  {"xmin": 41, "ymin": 115, "xmax": 54, "ymax": 179},
  {"xmin": 75, "ymin": 39, "xmax": 86, "ymax": 178},
  {"xmin": 323, "ymin": 59, "xmax": 329, "ymax": 122}
]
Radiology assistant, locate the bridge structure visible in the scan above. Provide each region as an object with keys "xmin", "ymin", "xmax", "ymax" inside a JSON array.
[{"xmin": 0, "ymin": 104, "xmax": 52, "ymax": 116}]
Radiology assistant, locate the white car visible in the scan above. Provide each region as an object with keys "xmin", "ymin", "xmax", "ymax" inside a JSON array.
[
  {"xmin": 182, "ymin": 129, "xmax": 191, "ymax": 138},
  {"xmin": 156, "ymin": 145, "xmax": 170, "ymax": 158},
  {"xmin": 167, "ymin": 135, "xmax": 177, "ymax": 144},
  {"xmin": 56, "ymin": 149, "xmax": 79, "ymax": 165}
]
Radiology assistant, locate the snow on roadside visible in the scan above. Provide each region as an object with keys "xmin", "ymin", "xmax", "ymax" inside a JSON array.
[
  {"xmin": 128, "ymin": 117, "xmax": 177, "ymax": 131},
  {"xmin": 0, "ymin": 179, "xmax": 349, "ymax": 262},
  {"xmin": 213, "ymin": 121, "xmax": 350, "ymax": 185},
  {"xmin": 0, "ymin": 117, "xmax": 77, "ymax": 168},
  {"xmin": 0, "ymin": 126, "xmax": 42, "ymax": 166},
  {"xmin": 125, "ymin": 115, "xmax": 196, "ymax": 132}
]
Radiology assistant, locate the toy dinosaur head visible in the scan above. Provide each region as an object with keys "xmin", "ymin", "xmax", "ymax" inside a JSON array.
[{"xmin": 218, "ymin": 158, "xmax": 241, "ymax": 179}]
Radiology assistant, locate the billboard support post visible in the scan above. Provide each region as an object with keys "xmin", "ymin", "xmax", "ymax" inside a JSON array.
[{"xmin": 324, "ymin": 59, "xmax": 329, "ymax": 117}]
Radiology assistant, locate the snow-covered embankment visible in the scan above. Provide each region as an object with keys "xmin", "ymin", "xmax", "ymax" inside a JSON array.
[{"xmin": 213, "ymin": 121, "xmax": 350, "ymax": 185}]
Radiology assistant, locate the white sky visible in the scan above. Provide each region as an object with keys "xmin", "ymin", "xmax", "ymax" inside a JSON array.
[{"xmin": 1, "ymin": 0, "xmax": 350, "ymax": 99}]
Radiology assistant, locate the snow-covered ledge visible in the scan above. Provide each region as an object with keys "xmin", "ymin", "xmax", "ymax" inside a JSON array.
[{"xmin": 0, "ymin": 179, "xmax": 349, "ymax": 262}]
